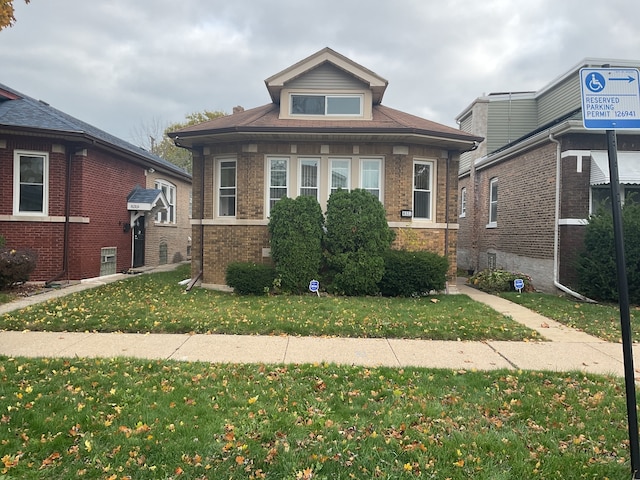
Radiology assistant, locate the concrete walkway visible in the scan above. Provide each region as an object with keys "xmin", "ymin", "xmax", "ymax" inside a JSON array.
[{"xmin": 0, "ymin": 269, "xmax": 637, "ymax": 378}]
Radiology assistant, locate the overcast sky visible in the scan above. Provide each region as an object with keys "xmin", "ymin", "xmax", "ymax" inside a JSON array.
[{"xmin": 2, "ymin": 0, "xmax": 640, "ymax": 146}]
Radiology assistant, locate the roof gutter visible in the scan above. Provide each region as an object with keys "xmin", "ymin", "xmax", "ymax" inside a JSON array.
[{"xmin": 168, "ymin": 127, "xmax": 482, "ymax": 150}]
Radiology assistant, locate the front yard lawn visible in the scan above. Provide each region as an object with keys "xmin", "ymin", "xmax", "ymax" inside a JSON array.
[
  {"xmin": 500, "ymin": 292, "xmax": 640, "ymax": 343},
  {"xmin": 0, "ymin": 356, "xmax": 630, "ymax": 479},
  {"xmin": 0, "ymin": 265, "xmax": 539, "ymax": 341}
]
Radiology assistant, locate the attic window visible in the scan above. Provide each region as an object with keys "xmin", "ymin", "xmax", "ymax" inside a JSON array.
[{"xmin": 290, "ymin": 94, "xmax": 362, "ymax": 116}]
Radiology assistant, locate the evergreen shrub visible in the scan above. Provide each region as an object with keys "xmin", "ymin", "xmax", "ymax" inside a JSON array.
[
  {"xmin": 268, "ymin": 196, "xmax": 324, "ymax": 293},
  {"xmin": 380, "ymin": 249, "xmax": 448, "ymax": 297},
  {"xmin": 577, "ymin": 202, "xmax": 640, "ymax": 303},
  {"xmin": 323, "ymin": 189, "xmax": 395, "ymax": 295},
  {"xmin": 225, "ymin": 262, "xmax": 275, "ymax": 295}
]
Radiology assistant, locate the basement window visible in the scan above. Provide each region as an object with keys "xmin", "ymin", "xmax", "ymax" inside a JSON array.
[{"xmin": 100, "ymin": 247, "xmax": 117, "ymax": 276}]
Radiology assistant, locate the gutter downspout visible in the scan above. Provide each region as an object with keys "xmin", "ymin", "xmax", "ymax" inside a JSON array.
[
  {"xmin": 444, "ymin": 152, "xmax": 451, "ymax": 293},
  {"xmin": 549, "ymin": 132, "xmax": 595, "ymax": 302},
  {"xmin": 45, "ymin": 144, "xmax": 77, "ymax": 286},
  {"xmin": 187, "ymin": 146, "xmax": 204, "ymax": 292},
  {"xmin": 173, "ymin": 138, "xmax": 203, "ymax": 291}
]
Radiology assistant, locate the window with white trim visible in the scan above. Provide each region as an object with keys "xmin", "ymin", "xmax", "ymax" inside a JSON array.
[
  {"xmin": 330, "ymin": 158, "xmax": 350, "ymax": 196},
  {"xmin": 413, "ymin": 160, "xmax": 433, "ymax": 220},
  {"xmin": 488, "ymin": 178, "xmax": 498, "ymax": 226},
  {"xmin": 460, "ymin": 187, "xmax": 467, "ymax": 217},
  {"xmin": 299, "ymin": 158, "xmax": 319, "ymax": 200},
  {"xmin": 361, "ymin": 158, "xmax": 382, "ymax": 201},
  {"xmin": 591, "ymin": 185, "xmax": 640, "ymax": 214},
  {"xmin": 14, "ymin": 150, "xmax": 48, "ymax": 215},
  {"xmin": 268, "ymin": 157, "xmax": 289, "ymax": 212},
  {"xmin": 218, "ymin": 158, "xmax": 236, "ymax": 217},
  {"xmin": 155, "ymin": 179, "xmax": 176, "ymax": 224},
  {"xmin": 290, "ymin": 94, "xmax": 363, "ymax": 116}
]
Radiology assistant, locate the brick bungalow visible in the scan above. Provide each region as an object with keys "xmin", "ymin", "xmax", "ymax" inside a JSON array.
[
  {"xmin": 456, "ymin": 58, "xmax": 640, "ymax": 294},
  {"xmin": 0, "ymin": 83, "xmax": 192, "ymax": 283},
  {"xmin": 168, "ymin": 48, "xmax": 482, "ymax": 289}
]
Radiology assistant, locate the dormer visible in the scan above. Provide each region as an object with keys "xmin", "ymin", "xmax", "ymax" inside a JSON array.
[{"xmin": 265, "ymin": 47, "xmax": 388, "ymax": 121}]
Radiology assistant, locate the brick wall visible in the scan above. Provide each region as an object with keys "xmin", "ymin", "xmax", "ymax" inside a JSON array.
[
  {"xmin": 0, "ymin": 135, "xmax": 147, "ymax": 281},
  {"xmin": 193, "ymin": 141, "xmax": 460, "ymax": 285},
  {"xmin": 144, "ymin": 171, "xmax": 192, "ymax": 266}
]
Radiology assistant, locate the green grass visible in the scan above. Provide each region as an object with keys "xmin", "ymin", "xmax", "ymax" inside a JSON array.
[
  {"xmin": 0, "ymin": 290, "xmax": 14, "ymax": 304},
  {"xmin": 0, "ymin": 265, "xmax": 539, "ymax": 341},
  {"xmin": 500, "ymin": 292, "xmax": 640, "ymax": 342},
  {"xmin": 0, "ymin": 356, "xmax": 631, "ymax": 479}
]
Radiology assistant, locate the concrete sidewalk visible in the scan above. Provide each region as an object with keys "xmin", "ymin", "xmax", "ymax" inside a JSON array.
[{"xmin": 0, "ymin": 270, "xmax": 636, "ymax": 378}]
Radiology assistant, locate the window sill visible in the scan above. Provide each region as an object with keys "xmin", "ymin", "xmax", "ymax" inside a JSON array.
[{"xmin": 486, "ymin": 223, "xmax": 497, "ymax": 229}]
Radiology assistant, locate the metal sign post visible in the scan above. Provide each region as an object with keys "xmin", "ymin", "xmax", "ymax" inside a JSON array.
[
  {"xmin": 581, "ymin": 67, "xmax": 640, "ymax": 478},
  {"xmin": 606, "ymin": 130, "xmax": 640, "ymax": 478}
]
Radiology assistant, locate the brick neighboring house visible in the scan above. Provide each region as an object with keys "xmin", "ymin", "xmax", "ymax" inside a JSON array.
[
  {"xmin": 168, "ymin": 48, "xmax": 482, "ymax": 289},
  {"xmin": 0, "ymin": 83, "xmax": 192, "ymax": 283},
  {"xmin": 456, "ymin": 58, "xmax": 640, "ymax": 294}
]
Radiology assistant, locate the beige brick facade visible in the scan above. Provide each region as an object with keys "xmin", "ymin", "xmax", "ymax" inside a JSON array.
[
  {"xmin": 189, "ymin": 141, "xmax": 461, "ymax": 286},
  {"xmin": 144, "ymin": 171, "xmax": 192, "ymax": 267}
]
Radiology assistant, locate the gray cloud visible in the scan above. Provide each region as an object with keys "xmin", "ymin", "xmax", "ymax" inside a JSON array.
[{"xmin": 2, "ymin": 0, "xmax": 639, "ymax": 145}]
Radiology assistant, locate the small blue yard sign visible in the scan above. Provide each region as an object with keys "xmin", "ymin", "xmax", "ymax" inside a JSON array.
[
  {"xmin": 513, "ymin": 278, "xmax": 525, "ymax": 293},
  {"xmin": 309, "ymin": 279, "xmax": 319, "ymax": 295}
]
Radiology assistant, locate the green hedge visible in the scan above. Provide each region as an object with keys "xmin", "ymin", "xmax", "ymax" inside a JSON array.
[
  {"xmin": 577, "ymin": 201, "xmax": 640, "ymax": 303},
  {"xmin": 225, "ymin": 262, "xmax": 275, "ymax": 296},
  {"xmin": 380, "ymin": 249, "xmax": 448, "ymax": 297}
]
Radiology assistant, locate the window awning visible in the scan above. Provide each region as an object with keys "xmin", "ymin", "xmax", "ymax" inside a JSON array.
[{"xmin": 591, "ymin": 151, "xmax": 640, "ymax": 185}]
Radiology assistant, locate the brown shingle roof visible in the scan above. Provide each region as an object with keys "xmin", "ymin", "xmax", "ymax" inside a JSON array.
[{"xmin": 170, "ymin": 103, "xmax": 482, "ymax": 144}]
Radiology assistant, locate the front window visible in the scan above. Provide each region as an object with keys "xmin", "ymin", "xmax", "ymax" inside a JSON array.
[
  {"xmin": 361, "ymin": 158, "xmax": 381, "ymax": 201},
  {"xmin": 218, "ymin": 159, "xmax": 236, "ymax": 217},
  {"xmin": 488, "ymin": 178, "xmax": 498, "ymax": 226},
  {"xmin": 291, "ymin": 94, "xmax": 362, "ymax": 116},
  {"xmin": 460, "ymin": 187, "xmax": 467, "ymax": 217},
  {"xmin": 299, "ymin": 158, "xmax": 319, "ymax": 200},
  {"xmin": 413, "ymin": 161, "xmax": 433, "ymax": 220},
  {"xmin": 591, "ymin": 185, "xmax": 640, "ymax": 213},
  {"xmin": 268, "ymin": 157, "xmax": 289, "ymax": 212},
  {"xmin": 330, "ymin": 158, "xmax": 350, "ymax": 196},
  {"xmin": 155, "ymin": 179, "xmax": 176, "ymax": 224},
  {"xmin": 14, "ymin": 151, "xmax": 48, "ymax": 215}
]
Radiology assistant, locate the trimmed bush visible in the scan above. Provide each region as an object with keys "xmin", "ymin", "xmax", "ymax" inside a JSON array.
[
  {"xmin": 323, "ymin": 189, "xmax": 395, "ymax": 296},
  {"xmin": 0, "ymin": 248, "xmax": 38, "ymax": 289},
  {"xmin": 225, "ymin": 262, "xmax": 275, "ymax": 295},
  {"xmin": 380, "ymin": 249, "xmax": 448, "ymax": 297},
  {"xmin": 268, "ymin": 196, "xmax": 324, "ymax": 293},
  {"xmin": 577, "ymin": 201, "xmax": 640, "ymax": 303},
  {"xmin": 469, "ymin": 269, "xmax": 533, "ymax": 294}
]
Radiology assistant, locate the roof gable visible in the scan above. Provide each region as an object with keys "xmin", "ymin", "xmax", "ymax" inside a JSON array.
[{"xmin": 265, "ymin": 47, "xmax": 388, "ymax": 104}]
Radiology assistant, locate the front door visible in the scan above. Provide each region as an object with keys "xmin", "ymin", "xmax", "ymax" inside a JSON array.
[{"xmin": 133, "ymin": 216, "xmax": 145, "ymax": 267}]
